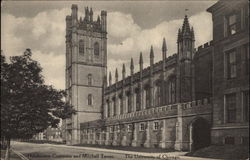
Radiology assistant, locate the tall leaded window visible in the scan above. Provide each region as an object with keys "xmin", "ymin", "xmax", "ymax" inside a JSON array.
[
  {"xmin": 226, "ymin": 93, "xmax": 236, "ymax": 123},
  {"xmin": 127, "ymin": 93, "xmax": 132, "ymax": 113},
  {"xmin": 145, "ymin": 88, "xmax": 150, "ymax": 109},
  {"xmin": 168, "ymin": 78, "xmax": 176, "ymax": 104},
  {"xmin": 243, "ymin": 91, "xmax": 249, "ymax": 122},
  {"xmin": 119, "ymin": 96, "xmax": 123, "ymax": 114},
  {"xmin": 113, "ymin": 98, "xmax": 116, "ymax": 116},
  {"xmin": 88, "ymin": 94, "xmax": 93, "ymax": 106},
  {"xmin": 136, "ymin": 91, "xmax": 140, "ymax": 111},
  {"xmin": 94, "ymin": 42, "xmax": 99, "ymax": 56},
  {"xmin": 226, "ymin": 49, "xmax": 236, "ymax": 79},
  {"xmin": 155, "ymin": 84, "xmax": 161, "ymax": 107},
  {"xmin": 87, "ymin": 74, "xmax": 92, "ymax": 86},
  {"xmin": 79, "ymin": 40, "xmax": 84, "ymax": 55},
  {"xmin": 107, "ymin": 100, "xmax": 110, "ymax": 117}
]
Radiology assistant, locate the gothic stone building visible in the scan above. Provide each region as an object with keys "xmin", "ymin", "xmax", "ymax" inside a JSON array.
[{"xmin": 64, "ymin": 0, "xmax": 249, "ymax": 151}]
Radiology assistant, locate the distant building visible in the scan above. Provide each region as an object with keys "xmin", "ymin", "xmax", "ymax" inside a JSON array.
[
  {"xmin": 64, "ymin": 0, "xmax": 249, "ymax": 151},
  {"xmin": 33, "ymin": 127, "xmax": 63, "ymax": 142},
  {"xmin": 44, "ymin": 127, "xmax": 63, "ymax": 142},
  {"xmin": 33, "ymin": 132, "xmax": 45, "ymax": 141}
]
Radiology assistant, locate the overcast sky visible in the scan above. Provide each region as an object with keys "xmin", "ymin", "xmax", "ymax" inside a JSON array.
[{"xmin": 1, "ymin": 0, "xmax": 217, "ymax": 90}]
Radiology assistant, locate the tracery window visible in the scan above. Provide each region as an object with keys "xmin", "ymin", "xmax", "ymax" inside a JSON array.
[
  {"xmin": 155, "ymin": 83, "xmax": 162, "ymax": 106},
  {"xmin": 136, "ymin": 91, "xmax": 140, "ymax": 111},
  {"xmin": 113, "ymin": 98, "xmax": 116, "ymax": 116},
  {"xmin": 127, "ymin": 93, "xmax": 132, "ymax": 113},
  {"xmin": 79, "ymin": 40, "xmax": 84, "ymax": 55},
  {"xmin": 145, "ymin": 88, "xmax": 150, "ymax": 108},
  {"xmin": 168, "ymin": 78, "xmax": 176, "ymax": 104},
  {"xmin": 119, "ymin": 96, "xmax": 123, "ymax": 115},
  {"xmin": 94, "ymin": 42, "xmax": 99, "ymax": 56},
  {"xmin": 107, "ymin": 100, "xmax": 110, "ymax": 118}
]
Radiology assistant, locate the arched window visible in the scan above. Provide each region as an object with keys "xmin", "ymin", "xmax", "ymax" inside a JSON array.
[
  {"xmin": 79, "ymin": 40, "xmax": 84, "ymax": 55},
  {"xmin": 135, "ymin": 90, "xmax": 140, "ymax": 111},
  {"xmin": 145, "ymin": 87, "xmax": 150, "ymax": 109},
  {"xmin": 168, "ymin": 78, "xmax": 176, "ymax": 104},
  {"xmin": 119, "ymin": 96, "xmax": 123, "ymax": 115},
  {"xmin": 113, "ymin": 97, "xmax": 116, "ymax": 116},
  {"xmin": 94, "ymin": 42, "xmax": 99, "ymax": 56},
  {"xmin": 127, "ymin": 92, "xmax": 132, "ymax": 113},
  {"xmin": 87, "ymin": 74, "xmax": 92, "ymax": 86},
  {"xmin": 106, "ymin": 100, "xmax": 110, "ymax": 118},
  {"xmin": 155, "ymin": 84, "xmax": 162, "ymax": 106},
  {"xmin": 88, "ymin": 94, "xmax": 93, "ymax": 105}
]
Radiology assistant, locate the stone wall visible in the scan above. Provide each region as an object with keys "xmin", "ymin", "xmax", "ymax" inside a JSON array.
[
  {"xmin": 208, "ymin": 0, "xmax": 249, "ymax": 145},
  {"xmin": 80, "ymin": 98, "xmax": 212, "ymax": 151}
]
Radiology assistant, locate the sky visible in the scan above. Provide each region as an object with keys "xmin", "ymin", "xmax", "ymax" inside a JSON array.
[{"xmin": 1, "ymin": 0, "xmax": 217, "ymax": 90}]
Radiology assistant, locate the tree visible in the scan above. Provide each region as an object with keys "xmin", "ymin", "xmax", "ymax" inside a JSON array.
[{"xmin": 1, "ymin": 49, "xmax": 76, "ymax": 160}]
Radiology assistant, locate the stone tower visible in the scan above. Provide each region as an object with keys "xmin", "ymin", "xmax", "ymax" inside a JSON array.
[
  {"xmin": 65, "ymin": 4, "xmax": 107, "ymax": 144},
  {"xmin": 177, "ymin": 15, "xmax": 195, "ymax": 102}
]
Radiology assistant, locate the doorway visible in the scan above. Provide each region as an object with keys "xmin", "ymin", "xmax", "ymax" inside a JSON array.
[{"xmin": 190, "ymin": 117, "xmax": 211, "ymax": 151}]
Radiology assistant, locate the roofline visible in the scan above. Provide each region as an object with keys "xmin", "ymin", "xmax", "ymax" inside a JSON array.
[{"xmin": 207, "ymin": 0, "xmax": 220, "ymax": 13}]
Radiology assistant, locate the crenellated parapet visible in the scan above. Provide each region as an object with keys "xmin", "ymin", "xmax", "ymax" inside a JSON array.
[
  {"xmin": 193, "ymin": 40, "xmax": 213, "ymax": 59},
  {"xmin": 99, "ymin": 97, "xmax": 212, "ymax": 125},
  {"xmin": 66, "ymin": 4, "xmax": 107, "ymax": 34},
  {"xmin": 105, "ymin": 103, "xmax": 178, "ymax": 125},
  {"xmin": 79, "ymin": 97, "xmax": 212, "ymax": 149},
  {"xmin": 181, "ymin": 97, "xmax": 211, "ymax": 109}
]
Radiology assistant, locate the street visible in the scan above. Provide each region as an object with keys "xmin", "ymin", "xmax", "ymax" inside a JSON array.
[{"xmin": 10, "ymin": 142, "xmax": 219, "ymax": 160}]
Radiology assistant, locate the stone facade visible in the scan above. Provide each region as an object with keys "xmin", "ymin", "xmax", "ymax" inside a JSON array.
[
  {"xmin": 207, "ymin": 0, "xmax": 249, "ymax": 145},
  {"xmin": 64, "ymin": 5, "xmax": 107, "ymax": 145},
  {"xmin": 80, "ymin": 99, "xmax": 212, "ymax": 151},
  {"xmin": 65, "ymin": 0, "xmax": 249, "ymax": 151}
]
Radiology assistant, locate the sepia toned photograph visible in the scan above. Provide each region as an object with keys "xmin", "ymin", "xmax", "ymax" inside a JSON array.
[{"xmin": 1, "ymin": 0, "xmax": 249, "ymax": 160}]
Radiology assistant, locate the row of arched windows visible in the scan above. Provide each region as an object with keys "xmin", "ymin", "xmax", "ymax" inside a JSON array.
[
  {"xmin": 79, "ymin": 40, "xmax": 100, "ymax": 56},
  {"xmin": 106, "ymin": 78, "xmax": 176, "ymax": 117}
]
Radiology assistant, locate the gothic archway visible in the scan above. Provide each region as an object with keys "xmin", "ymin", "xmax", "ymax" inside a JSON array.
[{"xmin": 190, "ymin": 117, "xmax": 211, "ymax": 151}]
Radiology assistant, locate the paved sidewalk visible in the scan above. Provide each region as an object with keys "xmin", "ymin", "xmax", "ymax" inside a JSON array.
[
  {"xmin": 39, "ymin": 143, "xmax": 222, "ymax": 160},
  {"xmin": 13, "ymin": 141, "xmax": 223, "ymax": 160},
  {"xmin": 43, "ymin": 142, "xmax": 186, "ymax": 157}
]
